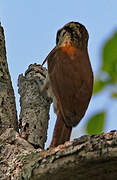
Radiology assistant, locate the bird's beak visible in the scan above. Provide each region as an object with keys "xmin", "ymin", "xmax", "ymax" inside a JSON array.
[
  {"xmin": 42, "ymin": 57, "xmax": 47, "ymax": 66},
  {"xmin": 42, "ymin": 46, "xmax": 57, "ymax": 66}
]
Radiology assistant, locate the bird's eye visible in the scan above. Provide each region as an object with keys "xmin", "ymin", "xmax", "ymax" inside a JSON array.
[
  {"xmin": 56, "ymin": 30, "xmax": 61, "ymax": 44},
  {"xmin": 57, "ymin": 30, "xmax": 61, "ymax": 37}
]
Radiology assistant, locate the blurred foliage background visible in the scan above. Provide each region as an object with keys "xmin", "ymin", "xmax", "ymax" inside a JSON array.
[{"xmin": 86, "ymin": 32, "xmax": 117, "ymax": 135}]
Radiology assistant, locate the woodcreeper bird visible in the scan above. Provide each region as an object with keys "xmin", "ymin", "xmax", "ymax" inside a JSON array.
[{"xmin": 42, "ymin": 22, "xmax": 94, "ymax": 148}]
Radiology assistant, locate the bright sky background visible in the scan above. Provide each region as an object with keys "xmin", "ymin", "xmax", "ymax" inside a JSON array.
[{"xmin": 0, "ymin": 0, "xmax": 117, "ymax": 148}]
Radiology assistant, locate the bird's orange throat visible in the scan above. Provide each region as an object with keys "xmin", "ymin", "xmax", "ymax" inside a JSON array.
[
  {"xmin": 42, "ymin": 45, "xmax": 76, "ymax": 66},
  {"xmin": 60, "ymin": 45, "xmax": 76, "ymax": 56}
]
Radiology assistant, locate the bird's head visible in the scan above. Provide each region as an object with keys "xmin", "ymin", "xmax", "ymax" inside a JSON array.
[{"xmin": 56, "ymin": 22, "xmax": 89, "ymax": 49}]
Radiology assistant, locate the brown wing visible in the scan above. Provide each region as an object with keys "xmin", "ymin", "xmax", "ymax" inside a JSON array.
[{"xmin": 47, "ymin": 46, "xmax": 93, "ymax": 127}]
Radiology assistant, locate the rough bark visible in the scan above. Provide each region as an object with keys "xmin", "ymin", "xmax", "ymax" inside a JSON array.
[
  {"xmin": 0, "ymin": 24, "xmax": 18, "ymax": 135},
  {"xmin": 0, "ymin": 129, "xmax": 117, "ymax": 180},
  {"xmin": 18, "ymin": 64, "xmax": 52, "ymax": 149}
]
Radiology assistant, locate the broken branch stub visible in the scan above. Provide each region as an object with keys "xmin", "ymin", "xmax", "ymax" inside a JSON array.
[{"xmin": 18, "ymin": 64, "xmax": 52, "ymax": 149}]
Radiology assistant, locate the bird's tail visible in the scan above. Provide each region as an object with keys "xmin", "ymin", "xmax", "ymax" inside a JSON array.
[{"xmin": 50, "ymin": 112, "xmax": 72, "ymax": 148}]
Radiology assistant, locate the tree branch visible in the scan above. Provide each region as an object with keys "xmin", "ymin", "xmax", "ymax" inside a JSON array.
[
  {"xmin": 0, "ymin": 129, "xmax": 117, "ymax": 180},
  {"xmin": 0, "ymin": 24, "xmax": 18, "ymax": 135}
]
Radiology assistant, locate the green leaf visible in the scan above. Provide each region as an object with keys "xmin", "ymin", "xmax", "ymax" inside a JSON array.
[
  {"xmin": 111, "ymin": 91, "xmax": 117, "ymax": 98},
  {"xmin": 86, "ymin": 112, "xmax": 105, "ymax": 135},
  {"xmin": 93, "ymin": 78, "xmax": 109, "ymax": 94},
  {"xmin": 102, "ymin": 32, "xmax": 117, "ymax": 83}
]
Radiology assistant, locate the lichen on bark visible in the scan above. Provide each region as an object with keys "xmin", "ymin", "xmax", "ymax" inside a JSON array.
[
  {"xmin": 18, "ymin": 64, "xmax": 52, "ymax": 149},
  {"xmin": 1, "ymin": 129, "xmax": 117, "ymax": 180}
]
